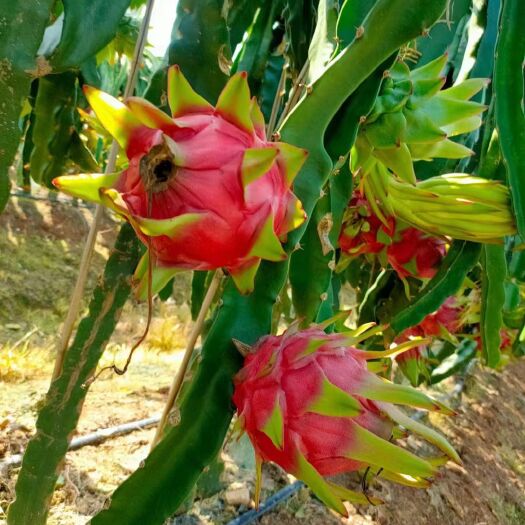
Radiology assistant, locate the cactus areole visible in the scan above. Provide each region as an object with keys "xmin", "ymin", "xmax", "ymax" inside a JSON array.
[
  {"xmin": 53, "ymin": 67, "xmax": 307, "ymax": 296},
  {"xmin": 233, "ymin": 326, "xmax": 460, "ymax": 515}
]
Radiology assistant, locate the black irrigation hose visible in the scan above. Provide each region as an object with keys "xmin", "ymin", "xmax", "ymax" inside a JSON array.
[
  {"xmin": 0, "ymin": 416, "xmax": 160, "ymax": 470},
  {"xmin": 225, "ymin": 481, "xmax": 304, "ymax": 525}
]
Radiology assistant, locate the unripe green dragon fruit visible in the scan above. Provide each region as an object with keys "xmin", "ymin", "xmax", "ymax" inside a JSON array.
[
  {"xmin": 233, "ymin": 325, "xmax": 460, "ymax": 515},
  {"xmin": 53, "ymin": 67, "xmax": 307, "ymax": 296},
  {"xmin": 351, "ymin": 55, "xmax": 515, "ymax": 242}
]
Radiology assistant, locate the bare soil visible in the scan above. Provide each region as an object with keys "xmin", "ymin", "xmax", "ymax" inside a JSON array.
[{"xmin": 1, "ymin": 198, "xmax": 524, "ymax": 524}]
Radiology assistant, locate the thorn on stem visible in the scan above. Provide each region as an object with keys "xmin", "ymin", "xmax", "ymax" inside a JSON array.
[{"xmin": 233, "ymin": 338, "xmax": 253, "ymax": 357}]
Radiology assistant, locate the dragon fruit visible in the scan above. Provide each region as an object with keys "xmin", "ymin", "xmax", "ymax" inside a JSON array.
[
  {"xmin": 338, "ymin": 192, "xmax": 445, "ymax": 280},
  {"xmin": 233, "ymin": 325, "xmax": 460, "ymax": 515},
  {"xmin": 386, "ymin": 227, "xmax": 446, "ymax": 279},
  {"xmin": 396, "ymin": 297, "xmax": 463, "ymax": 385},
  {"xmin": 53, "ymin": 67, "xmax": 307, "ymax": 296},
  {"xmin": 338, "ymin": 194, "xmax": 395, "ymax": 257}
]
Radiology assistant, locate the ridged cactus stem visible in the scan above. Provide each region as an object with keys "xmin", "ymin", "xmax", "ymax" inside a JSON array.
[
  {"xmin": 151, "ymin": 269, "xmax": 224, "ymax": 448},
  {"xmin": 7, "ymin": 225, "xmax": 143, "ymax": 525},
  {"xmin": 494, "ymin": 0, "xmax": 525, "ymax": 238}
]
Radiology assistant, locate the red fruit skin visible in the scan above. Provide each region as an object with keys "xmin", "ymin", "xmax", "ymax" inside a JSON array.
[
  {"xmin": 387, "ymin": 227, "xmax": 446, "ymax": 279},
  {"xmin": 338, "ymin": 193, "xmax": 444, "ymax": 280},
  {"xmin": 233, "ymin": 328, "xmax": 392, "ymax": 477},
  {"xmin": 117, "ymin": 114, "xmax": 298, "ymax": 273}
]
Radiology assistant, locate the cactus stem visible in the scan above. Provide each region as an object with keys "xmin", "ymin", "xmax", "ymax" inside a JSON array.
[{"xmin": 151, "ymin": 269, "xmax": 224, "ymax": 449}]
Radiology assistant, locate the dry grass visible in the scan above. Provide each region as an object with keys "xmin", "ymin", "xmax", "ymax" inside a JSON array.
[{"xmin": 0, "ymin": 330, "xmax": 53, "ymax": 382}]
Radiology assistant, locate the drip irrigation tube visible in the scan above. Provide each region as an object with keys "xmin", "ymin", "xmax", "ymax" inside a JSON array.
[
  {"xmin": 1, "ymin": 415, "xmax": 160, "ymax": 470},
  {"xmin": 225, "ymin": 481, "xmax": 304, "ymax": 525}
]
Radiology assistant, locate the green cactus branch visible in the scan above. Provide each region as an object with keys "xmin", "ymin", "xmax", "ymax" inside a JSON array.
[
  {"xmin": 494, "ymin": 0, "xmax": 525, "ymax": 239},
  {"xmin": 0, "ymin": 0, "xmax": 55, "ymax": 212},
  {"xmin": 7, "ymin": 225, "xmax": 142, "ymax": 525},
  {"xmin": 49, "ymin": 0, "xmax": 133, "ymax": 70},
  {"xmin": 290, "ymin": 56, "xmax": 394, "ymax": 323}
]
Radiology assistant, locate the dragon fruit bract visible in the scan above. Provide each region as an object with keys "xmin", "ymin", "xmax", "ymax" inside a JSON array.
[
  {"xmin": 233, "ymin": 326, "xmax": 460, "ymax": 515},
  {"xmin": 53, "ymin": 67, "xmax": 307, "ymax": 296}
]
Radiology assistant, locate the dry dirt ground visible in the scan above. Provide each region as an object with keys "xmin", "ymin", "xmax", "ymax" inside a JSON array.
[{"xmin": 1, "ymin": 197, "xmax": 525, "ymax": 524}]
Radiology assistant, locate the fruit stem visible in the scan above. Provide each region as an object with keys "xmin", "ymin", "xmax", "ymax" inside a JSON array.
[{"xmin": 151, "ymin": 268, "xmax": 224, "ymax": 448}]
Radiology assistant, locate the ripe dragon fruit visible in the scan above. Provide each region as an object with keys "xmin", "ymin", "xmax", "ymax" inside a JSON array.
[
  {"xmin": 233, "ymin": 325, "xmax": 460, "ymax": 515},
  {"xmin": 396, "ymin": 297, "xmax": 463, "ymax": 386},
  {"xmin": 53, "ymin": 67, "xmax": 307, "ymax": 296},
  {"xmin": 338, "ymin": 191, "xmax": 445, "ymax": 280}
]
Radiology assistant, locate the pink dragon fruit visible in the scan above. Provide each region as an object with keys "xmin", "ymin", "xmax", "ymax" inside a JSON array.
[
  {"xmin": 53, "ymin": 67, "xmax": 307, "ymax": 296},
  {"xmin": 233, "ymin": 325, "xmax": 460, "ymax": 515},
  {"xmin": 396, "ymin": 297, "xmax": 463, "ymax": 385},
  {"xmin": 338, "ymin": 191, "xmax": 445, "ymax": 280}
]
